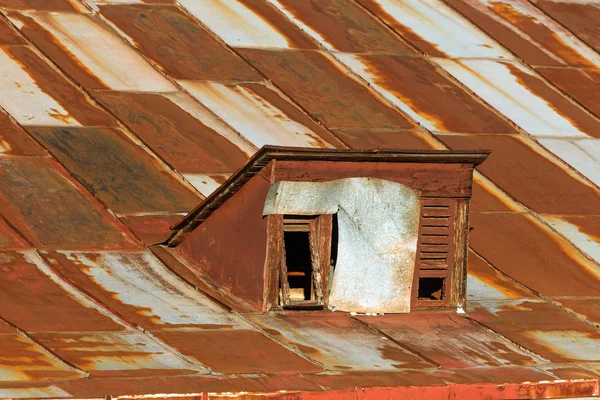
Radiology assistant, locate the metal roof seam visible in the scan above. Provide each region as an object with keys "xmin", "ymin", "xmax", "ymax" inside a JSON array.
[
  {"xmin": 469, "ymin": 244, "xmax": 600, "ymax": 333},
  {"xmin": 233, "ymin": 315, "xmax": 329, "ymax": 371},
  {"xmin": 146, "ymin": 1, "xmax": 345, "ymax": 151},
  {"xmin": 0, "ymin": 15, "xmax": 202, "ymax": 239},
  {"xmin": 29, "ymin": 249, "xmax": 214, "ymax": 374},
  {"xmin": 351, "ymin": 316, "xmax": 442, "ymax": 369},
  {"xmin": 0, "ymin": 308, "xmax": 89, "ymax": 378},
  {"xmin": 1, "ymin": 10, "xmax": 210, "ymax": 201}
]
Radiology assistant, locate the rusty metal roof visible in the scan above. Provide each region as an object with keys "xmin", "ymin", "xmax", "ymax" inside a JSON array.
[{"xmin": 1, "ymin": 0, "xmax": 600, "ymax": 398}]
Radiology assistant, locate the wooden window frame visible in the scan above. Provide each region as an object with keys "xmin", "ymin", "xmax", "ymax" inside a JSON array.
[{"xmin": 268, "ymin": 214, "xmax": 333, "ymax": 310}]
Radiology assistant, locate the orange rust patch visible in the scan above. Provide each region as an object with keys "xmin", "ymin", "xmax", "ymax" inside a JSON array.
[
  {"xmin": 355, "ymin": 54, "xmax": 516, "ymax": 133},
  {"xmin": 276, "ymin": 0, "xmax": 415, "ymax": 53},
  {"xmin": 98, "ymin": 4, "xmax": 261, "ymax": 81}
]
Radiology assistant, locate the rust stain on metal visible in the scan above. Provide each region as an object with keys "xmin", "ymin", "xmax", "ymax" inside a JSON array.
[
  {"xmin": 94, "ymin": 91, "xmax": 250, "ymax": 174},
  {"xmin": 29, "ymin": 127, "xmax": 201, "ymax": 213},
  {"xmin": 9, "ymin": 12, "xmax": 175, "ymax": 91},
  {"xmin": 333, "ymin": 128, "xmax": 434, "ymax": 150},
  {"xmin": 358, "ymin": 0, "xmax": 447, "ymax": 57},
  {"xmin": 269, "ymin": 0, "xmax": 415, "ymax": 53},
  {"xmin": 0, "ymin": 110, "xmax": 44, "ymax": 156},
  {"xmin": 0, "ymin": 0, "xmax": 85, "ymax": 11},
  {"xmin": 468, "ymin": 180, "xmax": 514, "ymax": 213},
  {"xmin": 119, "ymin": 214, "xmax": 185, "ymax": 246},
  {"xmin": 469, "ymin": 212, "xmax": 600, "ymax": 297},
  {"xmin": 467, "ymin": 249, "xmax": 537, "ymax": 301},
  {"xmin": 446, "ymin": 0, "xmax": 599, "ymax": 68},
  {"xmin": 533, "ymin": 0, "xmax": 600, "ymax": 54},
  {"xmin": 0, "ymin": 46, "xmax": 115, "ymax": 126},
  {"xmin": 98, "ymin": 4, "xmax": 262, "ymax": 81},
  {"xmin": 0, "ymin": 15, "xmax": 26, "ymax": 44},
  {"xmin": 238, "ymin": 49, "xmax": 414, "ymax": 130},
  {"xmin": 43, "ymin": 250, "xmax": 249, "ymax": 330},
  {"xmin": 180, "ymin": 81, "xmax": 343, "ymax": 148},
  {"xmin": 153, "ymin": 329, "xmax": 322, "ymax": 374},
  {"xmin": 469, "ymin": 300, "xmax": 600, "ymax": 363},
  {"xmin": 0, "ymin": 218, "xmax": 28, "ymax": 249},
  {"xmin": 0, "ymin": 332, "xmax": 84, "ymax": 382},
  {"xmin": 360, "ymin": 312, "xmax": 542, "ymax": 368},
  {"xmin": 32, "ymin": 331, "xmax": 204, "ymax": 376},
  {"xmin": 439, "ymin": 134, "xmax": 600, "ymax": 214},
  {"xmin": 554, "ymin": 298, "xmax": 600, "ymax": 327},
  {"xmin": 536, "ymin": 66, "xmax": 600, "ymax": 120},
  {"xmin": 178, "ymin": 0, "xmax": 316, "ymax": 49},
  {"xmin": 0, "ymin": 251, "xmax": 126, "ymax": 332},
  {"xmin": 0, "ymin": 158, "xmax": 139, "ymax": 249},
  {"xmin": 250, "ymin": 313, "xmax": 431, "ymax": 370},
  {"xmin": 504, "ymin": 61, "xmax": 600, "ymax": 137},
  {"xmin": 338, "ymin": 53, "xmax": 516, "ymax": 133}
]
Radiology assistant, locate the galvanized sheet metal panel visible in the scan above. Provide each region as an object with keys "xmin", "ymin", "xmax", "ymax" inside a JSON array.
[
  {"xmin": 0, "ymin": 0, "xmax": 86, "ymax": 11},
  {"xmin": 180, "ymin": 81, "xmax": 340, "ymax": 148},
  {"xmin": 337, "ymin": 53, "xmax": 516, "ymax": 133},
  {"xmin": 469, "ymin": 212, "xmax": 600, "ymax": 297},
  {"xmin": 29, "ymin": 127, "xmax": 201, "ymax": 213},
  {"xmin": 0, "ymin": 158, "xmax": 139, "ymax": 249},
  {"xmin": 0, "ymin": 251, "xmax": 126, "ymax": 332},
  {"xmin": 32, "ymin": 331, "xmax": 206, "ymax": 375},
  {"xmin": 153, "ymin": 329, "xmax": 323, "ymax": 374},
  {"xmin": 8, "ymin": 12, "xmax": 176, "ymax": 91},
  {"xmin": 0, "ymin": 219, "xmax": 28, "ymax": 249},
  {"xmin": 178, "ymin": 0, "xmax": 316, "ymax": 49},
  {"xmin": 445, "ymin": 0, "xmax": 600, "ymax": 68},
  {"xmin": 0, "ymin": 110, "xmax": 44, "ymax": 156},
  {"xmin": 437, "ymin": 58, "xmax": 600, "ymax": 137},
  {"xmin": 359, "ymin": 312, "xmax": 545, "ymax": 368},
  {"xmin": 0, "ymin": 46, "xmax": 114, "ymax": 126},
  {"xmin": 536, "ymin": 67, "xmax": 600, "ymax": 120},
  {"xmin": 533, "ymin": 0, "xmax": 600, "ymax": 54},
  {"xmin": 268, "ymin": 0, "xmax": 415, "ymax": 54},
  {"xmin": 98, "ymin": 4, "xmax": 262, "ymax": 81},
  {"xmin": 250, "ymin": 313, "xmax": 432, "ymax": 371},
  {"xmin": 332, "ymin": 128, "xmax": 434, "ymax": 150},
  {"xmin": 540, "ymin": 138, "xmax": 600, "ymax": 188},
  {"xmin": 94, "ymin": 91, "xmax": 252, "ymax": 174},
  {"xmin": 468, "ymin": 299, "xmax": 600, "ymax": 363},
  {"xmin": 439, "ymin": 134, "xmax": 600, "ymax": 215},
  {"xmin": 0, "ymin": 15, "xmax": 26, "ymax": 44},
  {"xmin": 183, "ymin": 173, "xmax": 230, "ymax": 197},
  {"xmin": 119, "ymin": 214, "xmax": 184, "ymax": 246},
  {"xmin": 0, "ymin": 332, "xmax": 84, "ymax": 382},
  {"xmin": 43, "ymin": 250, "xmax": 251, "ymax": 330},
  {"xmin": 358, "ymin": 0, "xmax": 514, "ymax": 59},
  {"xmin": 238, "ymin": 49, "xmax": 414, "ymax": 130},
  {"xmin": 466, "ymin": 249, "xmax": 537, "ymax": 301},
  {"xmin": 544, "ymin": 215, "xmax": 600, "ymax": 266}
]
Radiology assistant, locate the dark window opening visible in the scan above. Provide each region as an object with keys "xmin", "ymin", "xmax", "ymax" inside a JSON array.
[
  {"xmin": 283, "ymin": 231, "xmax": 313, "ymax": 302},
  {"xmin": 279, "ymin": 216, "xmax": 324, "ymax": 309},
  {"xmin": 418, "ymin": 277, "xmax": 445, "ymax": 300}
]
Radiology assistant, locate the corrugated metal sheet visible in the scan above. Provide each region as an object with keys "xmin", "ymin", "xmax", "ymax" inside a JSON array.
[
  {"xmin": 250, "ymin": 313, "xmax": 431, "ymax": 371},
  {"xmin": 2, "ymin": 0, "xmax": 600, "ymax": 397},
  {"xmin": 180, "ymin": 81, "xmax": 341, "ymax": 148},
  {"xmin": 267, "ymin": 0, "xmax": 415, "ymax": 54},
  {"xmin": 238, "ymin": 49, "xmax": 414, "ymax": 130},
  {"xmin": 28, "ymin": 126, "xmax": 201, "ymax": 213},
  {"xmin": 437, "ymin": 59, "xmax": 600, "ymax": 137},
  {"xmin": 0, "ymin": 46, "xmax": 114, "ymax": 126},
  {"xmin": 98, "ymin": 4, "xmax": 262, "ymax": 81},
  {"xmin": 43, "ymin": 250, "xmax": 250, "ymax": 330},
  {"xmin": 0, "ymin": 158, "xmax": 139, "ymax": 249},
  {"xmin": 8, "ymin": 12, "xmax": 176, "ymax": 91},
  {"xmin": 358, "ymin": 0, "xmax": 514, "ymax": 59},
  {"xmin": 337, "ymin": 53, "xmax": 515, "ymax": 133},
  {"xmin": 444, "ymin": 0, "xmax": 600, "ymax": 67},
  {"xmin": 177, "ymin": 0, "xmax": 316, "ymax": 49}
]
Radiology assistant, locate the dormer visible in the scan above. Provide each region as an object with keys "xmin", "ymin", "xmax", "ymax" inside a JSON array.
[{"xmin": 167, "ymin": 146, "xmax": 488, "ymax": 314}]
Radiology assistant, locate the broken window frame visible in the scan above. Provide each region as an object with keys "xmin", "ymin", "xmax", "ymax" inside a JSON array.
[{"xmin": 270, "ymin": 214, "xmax": 333, "ymax": 310}]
